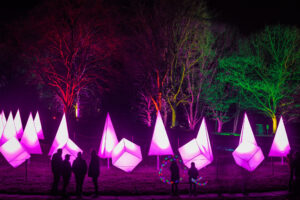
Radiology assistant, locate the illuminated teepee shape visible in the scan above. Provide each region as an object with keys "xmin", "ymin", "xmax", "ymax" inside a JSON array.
[
  {"xmin": 112, "ymin": 138, "xmax": 142, "ymax": 172},
  {"xmin": 232, "ymin": 113, "xmax": 264, "ymax": 171},
  {"xmin": 14, "ymin": 109, "xmax": 24, "ymax": 139},
  {"xmin": 48, "ymin": 114, "xmax": 82, "ymax": 162},
  {"xmin": 98, "ymin": 113, "xmax": 119, "ymax": 158},
  {"xmin": 20, "ymin": 113, "xmax": 42, "ymax": 154},
  {"xmin": 34, "ymin": 111, "xmax": 44, "ymax": 140},
  {"xmin": 196, "ymin": 118, "xmax": 213, "ymax": 162},
  {"xmin": 0, "ymin": 137, "xmax": 31, "ymax": 168},
  {"xmin": 0, "ymin": 112, "xmax": 17, "ymax": 145},
  {"xmin": 1, "ymin": 110, "xmax": 6, "ymax": 126},
  {"xmin": 239, "ymin": 113, "xmax": 256, "ymax": 145},
  {"xmin": 0, "ymin": 117, "xmax": 4, "ymax": 141},
  {"xmin": 148, "ymin": 112, "xmax": 173, "ymax": 156},
  {"xmin": 268, "ymin": 116, "xmax": 290, "ymax": 157}
]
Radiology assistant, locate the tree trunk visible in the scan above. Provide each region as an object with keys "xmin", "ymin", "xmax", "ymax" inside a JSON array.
[
  {"xmin": 271, "ymin": 114, "xmax": 277, "ymax": 134},
  {"xmin": 170, "ymin": 105, "xmax": 176, "ymax": 128},
  {"xmin": 217, "ymin": 119, "xmax": 223, "ymax": 133},
  {"xmin": 233, "ymin": 110, "xmax": 240, "ymax": 133}
]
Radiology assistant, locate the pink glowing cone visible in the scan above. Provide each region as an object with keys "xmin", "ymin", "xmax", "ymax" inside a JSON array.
[
  {"xmin": 0, "ymin": 112, "xmax": 17, "ymax": 145},
  {"xmin": 98, "ymin": 113, "xmax": 118, "ymax": 158},
  {"xmin": 34, "ymin": 111, "xmax": 44, "ymax": 140},
  {"xmin": 48, "ymin": 114, "xmax": 82, "ymax": 163},
  {"xmin": 14, "ymin": 109, "xmax": 24, "ymax": 139},
  {"xmin": 1, "ymin": 111, "xmax": 6, "ymax": 126},
  {"xmin": 0, "ymin": 117, "xmax": 4, "ymax": 141},
  {"xmin": 112, "ymin": 138, "xmax": 142, "ymax": 172},
  {"xmin": 148, "ymin": 112, "xmax": 173, "ymax": 156},
  {"xmin": 196, "ymin": 118, "xmax": 213, "ymax": 161},
  {"xmin": 0, "ymin": 137, "xmax": 31, "ymax": 168},
  {"xmin": 233, "ymin": 113, "xmax": 264, "ymax": 171},
  {"xmin": 268, "ymin": 116, "xmax": 290, "ymax": 157},
  {"xmin": 20, "ymin": 113, "xmax": 42, "ymax": 154}
]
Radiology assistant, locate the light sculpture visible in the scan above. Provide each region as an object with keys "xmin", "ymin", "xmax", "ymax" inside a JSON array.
[
  {"xmin": 112, "ymin": 138, "xmax": 142, "ymax": 172},
  {"xmin": 14, "ymin": 109, "xmax": 23, "ymax": 139},
  {"xmin": 0, "ymin": 117, "xmax": 4, "ymax": 140},
  {"xmin": 148, "ymin": 111, "xmax": 173, "ymax": 169},
  {"xmin": 34, "ymin": 111, "xmax": 44, "ymax": 139},
  {"xmin": 1, "ymin": 111, "xmax": 6, "ymax": 125},
  {"xmin": 268, "ymin": 116, "xmax": 290, "ymax": 157},
  {"xmin": 48, "ymin": 114, "xmax": 82, "ymax": 163},
  {"xmin": 0, "ymin": 112, "xmax": 17, "ymax": 145},
  {"xmin": 0, "ymin": 137, "xmax": 31, "ymax": 168},
  {"xmin": 232, "ymin": 113, "xmax": 264, "ymax": 171},
  {"xmin": 20, "ymin": 113, "xmax": 42, "ymax": 154},
  {"xmin": 178, "ymin": 118, "xmax": 213, "ymax": 170},
  {"xmin": 98, "ymin": 113, "xmax": 118, "ymax": 168}
]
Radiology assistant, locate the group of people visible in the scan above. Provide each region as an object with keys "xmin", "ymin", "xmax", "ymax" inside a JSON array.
[
  {"xmin": 51, "ymin": 149, "xmax": 100, "ymax": 196},
  {"xmin": 170, "ymin": 161, "xmax": 198, "ymax": 196},
  {"xmin": 287, "ymin": 150, "xmax": 300, "ymax": 195}
]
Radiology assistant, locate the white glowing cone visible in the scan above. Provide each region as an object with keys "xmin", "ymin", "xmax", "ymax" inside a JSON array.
[
  {"xmin": 14, "ymin": 109, "xmax": 24, "ymax": 139},
  {"xmin": 0, "ymin": 112, "xmax": 17, "ymax": 145},
  {"xmin": 34, "ymin": 111, "xmax": 44, "ymax": 140}
]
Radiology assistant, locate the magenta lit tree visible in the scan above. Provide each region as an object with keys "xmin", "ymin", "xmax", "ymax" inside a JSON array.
[
  {"xmin": 98, "ymin": 113, "xmax": 118, "ymax": 168},
  {"xmin": 148, "ymin": 111, "xmax": 173, "ymax": 169}
]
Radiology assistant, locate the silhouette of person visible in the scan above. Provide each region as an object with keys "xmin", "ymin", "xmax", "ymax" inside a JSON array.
[
  {"xmin": 188, "ymin": 162, "xmax": 198, "ymax": 196},
  {"xmin": 88, "ymin": 150, "xmax": 100, "ymax": 195},
  {"xmin": 62, "ymin": 154, "xmax": 72, "ymax": 196},
  {"xmin": 51, "ymin": 148, "xmax": 63, "ymax": 194},
  {"xmin": 287, "ymin": 149, "xmax": 295, "ymax": 192},
  {"xmin": 170, "ymin": 160, "xmax": 179, "ymax": 196},
  {"xmin": 72, "ymin": 152, "xmax": 87, "ymax": 196},
  {"xmin": 294, "ymin": 152, "xmax": 300, "ymax": 196}
]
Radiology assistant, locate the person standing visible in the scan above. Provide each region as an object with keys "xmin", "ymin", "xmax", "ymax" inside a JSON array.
[
  {"xmin": 188, "ymin": 162, "xmax": 198, "ymax": 196},
  {"xmin": 72, "ymin": 152, "xmax": 87, "ymax": 196},
  {"xmin": 287, "ymin": 149, "xmax": 295, "ymax": 192},
  {"xmin": 61, "ymin": 154, "xmax": 72, "ymax": 196},
  {"xmin": 170, "ymin": 160, "xmax": 180, "ymax": 196},
  {"xmin": 88, "ymin": 150, "xmax": 100, "ymax": 196},
  {"xmin": 51, "ymin": 148, "xmax": 63, "ymax": 194}
]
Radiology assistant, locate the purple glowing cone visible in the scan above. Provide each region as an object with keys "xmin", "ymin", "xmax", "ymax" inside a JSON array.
[
  {"xmin": 0, "ymin": 112, "xmax": 17, "ymax": 145},
  {"xmin": 98, "ymin": 113, "xmax": 118, "ymax": 158},
  {"xmin": 148, "ymin": 112, "xmax": 173, "ymax": 156},
  {"xmin": 20, "ymin": 113, "xmax": 42, "ymax": 154},
  {"xmin": 14, "ymin": 109, "xmax": 24, "ymax": 139},
  {"xmin": 34, "ymin": 111, "xmax": 44, "ymax": 140},
  {"xmin": 1, "ymin": 111, "xmax": 6, "ymax": 126},
  {"xmin": 268, "ymin": 116, "xmax": 290, "ymax": 157}
]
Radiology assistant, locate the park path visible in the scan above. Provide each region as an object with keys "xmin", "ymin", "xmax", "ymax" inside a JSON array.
[{"xmin": 0, "ymin": 190, "xmax": 294, "ymax": 200}]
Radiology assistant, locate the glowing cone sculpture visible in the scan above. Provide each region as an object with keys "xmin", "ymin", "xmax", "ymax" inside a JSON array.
[
  {"xmin": 49, "ymin": 114, "xmax": 82, "ymax": 164},
  {"xmin": 1, "ymin": 111, "xmax": 6, "ymax": 126},
  {"xmin": 34, "ymin": 111, "xmax": 44, "ymax": 140},
  {"xmin": 179, "ymin": 118, "xmax": 213, "ymax": 170},
  {"xmin": 0, "ymin": 137, "xmax": 30, "ymax": 168},
  {"xmin": 14, "ymin": 109, "xmax": 24, "ymax": 139},
  {"xmin": 0, "ymin": 112, "xmax": 17, "ymax": 145},
  {"xmin": 20, "ymin": 113, "xmax": 42, "ymax": 154},
  {"xmin": 0, "ymin": 117, "xmax": 4, "ymax": 141},
  {"xmin": 112, "ymin": 138, "xmax": 142, "ymax": 172},
  {"xmin": 268, "ymin": 116, "xmax": 290, "ymax": 157},
  {"xmin": 232, "ymin": 113, "xmax": 264, "ymax": 171}
]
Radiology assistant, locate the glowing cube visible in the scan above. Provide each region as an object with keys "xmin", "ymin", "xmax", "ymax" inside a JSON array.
[
  {"xmin": 34, "ymin": 111, "xmax": 44, "ymax": 140},
  {"xmin": 178, "ymin": 118, "xmax": 213, "ymax": 170},
  {"xmin": 112, "ymin": 138, "xmax": 142, "ymax": 172},
  {"xmin": 0, "ymin": 112, "xmax": 17, "ymax": 145},
  {"xmin": 48, "ymin": 114, "xmax": 82, "ymax": 163},
  {"xmin": 148, "ymin": 112, "xmax": 173, "ymax": 156},
  {"xmin": 0, "ymin": 137, "xmax": 31, "ymax": 168},
  {"xmin": 98, "ymin": 113, "xmax": 118, "ymax": 158},
  {"xmin": 232, "ymin": 113, "xmax": 264, "ymax": 171},
  {"xmin": 20, "ymin": 113, "xmax": 42, "ymax": 154},
  {"xmin": 233, "ymin": 142, "xmax": 264, "ymax": 171},
  {"xmin": 269, "ymin": 117, "xmax": 290, "ymax": 157},
  {"xmin": 14, "ymin": 109, "xmax": 24, "ymax": 139}
]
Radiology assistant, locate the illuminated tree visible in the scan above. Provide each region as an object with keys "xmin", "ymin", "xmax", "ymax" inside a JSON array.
[
  {"xmin": 219, "ymin": 25, "xmax": 300, "ymax": 133},
  {"xmin": 24, "ymin": 0, "xmax": 119, "ymax": 117}
]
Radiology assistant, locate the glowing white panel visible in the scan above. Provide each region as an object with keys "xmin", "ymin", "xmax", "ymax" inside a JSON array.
[
  {"xmin": 0, "ymin": 137, "xmax": 31, "ymax": 168},
  {"xmin": 98, "ymin": 113, "xmax": 118, "ymax": 158},
  {"xmin": 0, "ymin": 112, "xmax": 17, "ymax": 145},
  {"xmin": 112, "ymin": 138, "xmax": 142, "ymax": 172},
  {"xmin": 14, "ymin": 109, "xmax": 24, "ymax": 139},
  {"xmin": 195, "ymin": 118, "xmax": 213, "ymax": 162},
  {"xmin": 233, "ymin": 142, "xmax": 264, "ymax": 171},
  {"xmin": 268, "ymin": 116, "xmax": 290, "ymax": 157},
  {"xmin": 48, "ymin": 114, "xmax": 69, "ymax": 155},
  {"xmin": 239, "ymin": 113, "xmax": 256, "ymax": 145},
  {"xmin": 20, "ymin": 113, "xmax": 42, "ymax": 154},
  {"xmin": 34, "ymin": 111, "xmax": 44, "ymax": 140},
  {"xmin": 148, "ymin": 112, "xmax": 173, "ymax": 156}
]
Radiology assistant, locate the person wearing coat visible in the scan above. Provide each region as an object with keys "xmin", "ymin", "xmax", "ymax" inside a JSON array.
[
  {"xmin": 72, "ymin": 152, "xmax": 87, "ymax": 196},
  {"xmin": 88, "ymin": 150, "xmax": 100, "ymax": 195}
]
